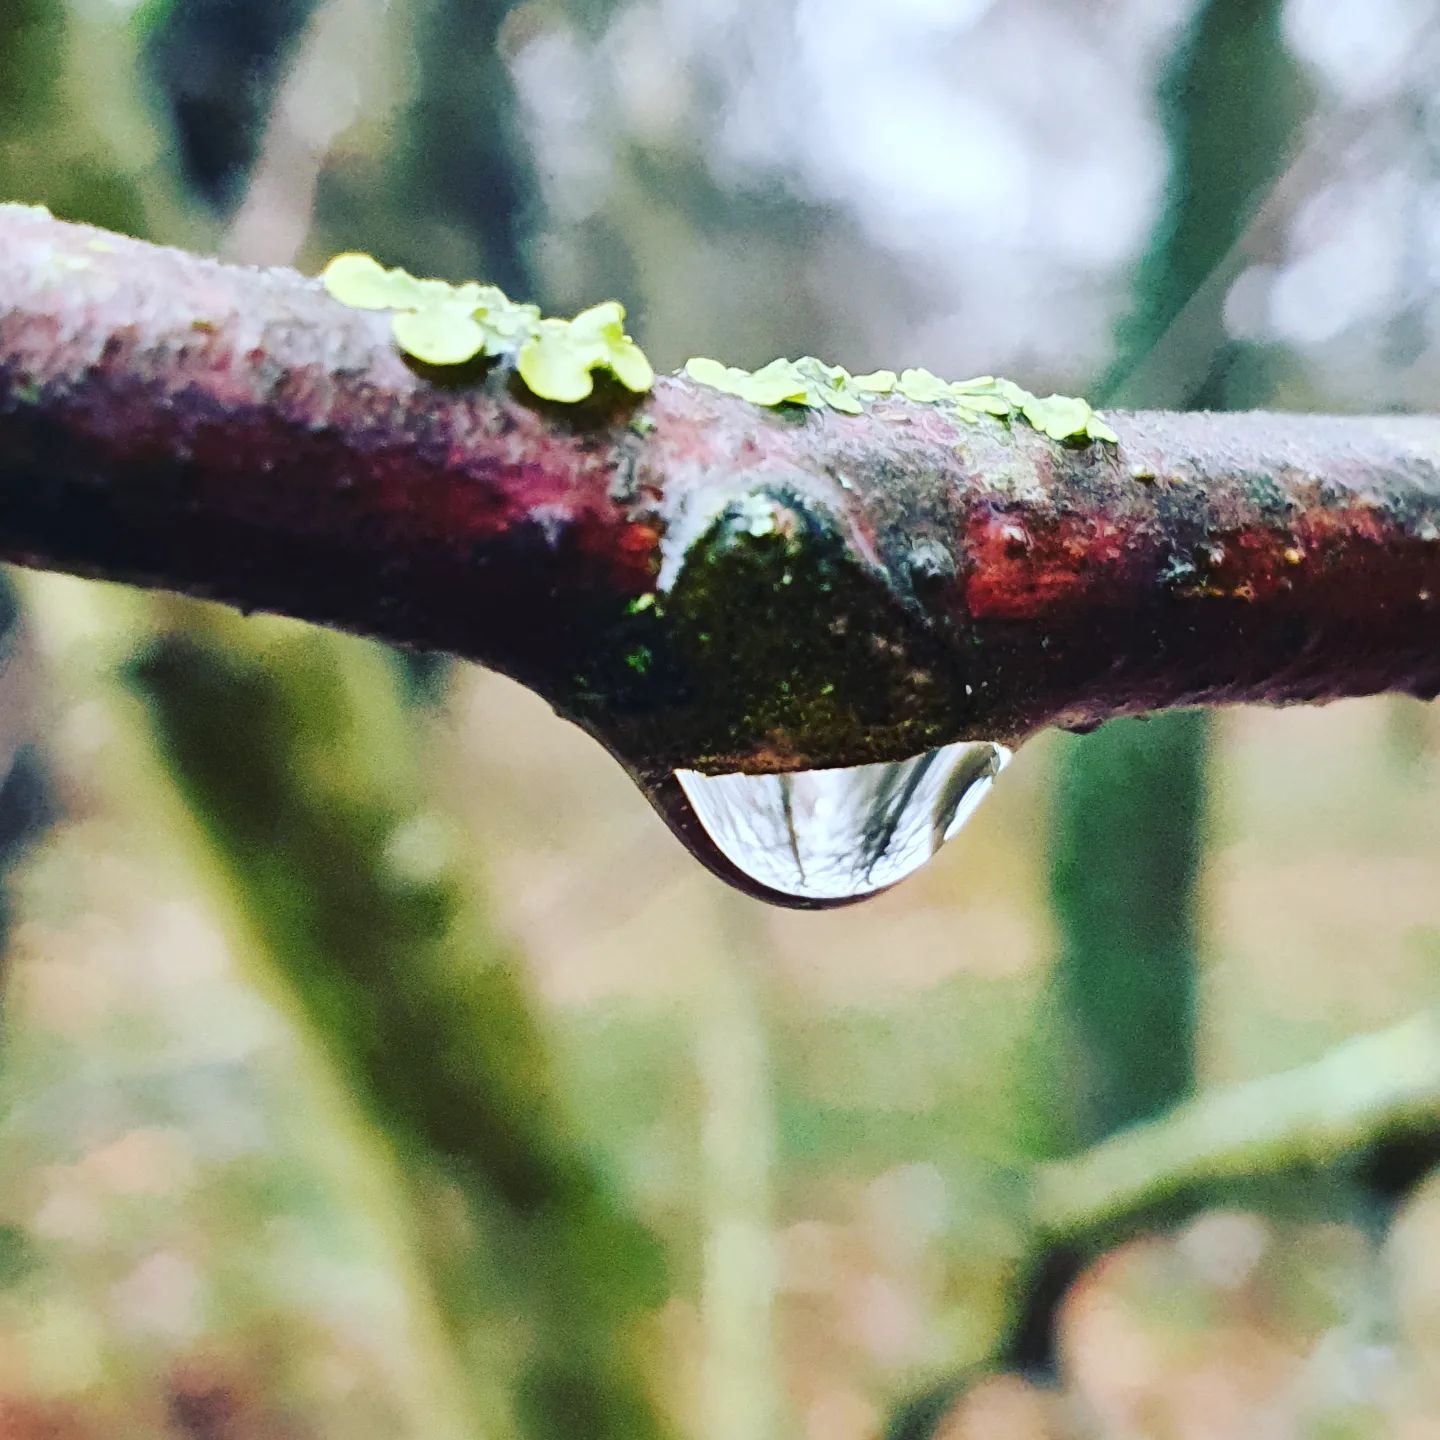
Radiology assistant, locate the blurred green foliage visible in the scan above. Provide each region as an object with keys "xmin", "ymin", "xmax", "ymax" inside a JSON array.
[{"xmin": 0, "ymin": 0, "xmax": 145, "ymax": 234}]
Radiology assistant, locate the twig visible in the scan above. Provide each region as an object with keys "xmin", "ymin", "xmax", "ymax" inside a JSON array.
[
  {"xmin": 3, "ymin": 207, "xmax": 1440, "ymax": 775},
  {"xmin": 1031, "ymin": 1010, "xmax": 1440, "ymax": 1239}
]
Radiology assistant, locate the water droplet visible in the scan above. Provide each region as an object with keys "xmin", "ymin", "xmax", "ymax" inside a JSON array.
[{"xmin": 663, "ymin": 740, "xmax": 1011, "ymax": 907}]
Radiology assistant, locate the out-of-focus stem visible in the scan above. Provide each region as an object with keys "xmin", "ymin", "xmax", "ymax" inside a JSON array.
[
  {"xmin": 1048, "ymin": 0, "xmax": 1307, "ymax": 1145},
  {"xmin": 697, "ymin": 901, "xmax": 782, "ymax": 1440},
  {"xmin": 24, "ymin": 575, "xmax": 492, "ymax": 1440},
  {"xmin": 1049, "ymin": 713, "xmax": 1209, "ymax": 1141},
  {"xmin": 1031, "ymin": 1009, "xmax": 1440, "ymax": 1240}
]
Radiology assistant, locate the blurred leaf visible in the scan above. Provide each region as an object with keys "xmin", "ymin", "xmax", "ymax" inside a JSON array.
[{"xmin": 0, "ymin": 1224, "xmax": 38, "ymax": 1289}]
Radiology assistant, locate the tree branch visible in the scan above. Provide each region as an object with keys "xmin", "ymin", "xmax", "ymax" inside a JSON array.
[
  {"xmin": 4, "ymin": 206, "xmax": 1440, "ymax": 777},
  {"xmin": 1030, "ymin": 1009, "xmax": 1440, "ymax": 1241}
]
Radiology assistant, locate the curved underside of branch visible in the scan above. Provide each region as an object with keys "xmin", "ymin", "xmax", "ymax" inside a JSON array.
[{"xmin": 2, "ymin": 205, "xmax": 1440, "ymax": 780}]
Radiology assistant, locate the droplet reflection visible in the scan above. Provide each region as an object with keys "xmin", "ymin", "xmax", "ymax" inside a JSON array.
[{"xmin": 673, "ymin": 740, "xmax": 1011, "ymax": 904}]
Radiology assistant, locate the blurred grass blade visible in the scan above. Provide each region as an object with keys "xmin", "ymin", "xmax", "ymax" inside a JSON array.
[{"xmin": 699, "ymin": 903, "xmax": 782, "ymax": 1440}]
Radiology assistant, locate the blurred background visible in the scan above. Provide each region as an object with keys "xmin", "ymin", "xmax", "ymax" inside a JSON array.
[{"xmin": 3, "ymin": 0, "xmax": 1440, "ymax": 1436}]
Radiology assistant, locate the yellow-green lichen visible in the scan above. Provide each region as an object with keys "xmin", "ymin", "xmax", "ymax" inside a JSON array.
[
  {"xmin": 684, "ymin": 355, "xmax": 895, "ymax": 416},
  {"xmin": 518, "ymin": 302, "xmax": 653, "ymax": 403},
  {"xmin": 321, "ymin": 252, "xmax": 653, "ymax": 404},
  {"xmin": 685, "ymin": 353, "xmax": 1118, "ymax": 445},
  {"xmin": 892, "ymin": 368, "xmax": 1119, "ymax": 443}
]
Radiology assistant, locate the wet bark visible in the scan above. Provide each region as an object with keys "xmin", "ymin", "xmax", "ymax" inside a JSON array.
[{"xmin": 4, "ymin": 206, "xmax": 1440, "ymax": 776}]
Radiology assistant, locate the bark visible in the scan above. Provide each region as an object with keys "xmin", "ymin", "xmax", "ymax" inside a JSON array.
[{"xmin": 4, "ymin": 205, "xmax": 1440, "ymax": 778}]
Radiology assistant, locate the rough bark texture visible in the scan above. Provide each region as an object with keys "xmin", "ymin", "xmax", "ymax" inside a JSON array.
[{"xmin": 4, "ymin": 206, "xmax": 1440, "ymax": 778}]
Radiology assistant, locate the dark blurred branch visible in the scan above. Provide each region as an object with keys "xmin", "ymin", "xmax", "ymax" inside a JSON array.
[
  {"xmin": 892, "ymin": 1012, "xmax": 1440, "ymax": 1435},
  {"xmin": 126, "ymin": 613, "xmax": 670, "ymax": 1440},
  {"xmin": 5, "ymin": 208, "xmax": 1440, "ymax": 776},
  {"xmin": 142, "ymin": 0, "xmax": 315, "ymax": 209},
  {"xmin": 888, "ymin": 1010, "xmax": 1440, "ymax": 1439}
]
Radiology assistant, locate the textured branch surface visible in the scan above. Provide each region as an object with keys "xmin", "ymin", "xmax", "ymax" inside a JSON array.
[{"xmin": 4, "ymin": 206, "xmax": 1440, "ymax": 775}]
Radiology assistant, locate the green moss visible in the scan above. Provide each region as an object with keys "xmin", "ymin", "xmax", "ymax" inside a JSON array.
[
  {"xmin": 321, "ymin": 253, "xmax": 652, "ymax": 403},
  {"xmin": 553, "ymin": 485, "xmax": 985, "ymax": 772},
  {"xmin": 656, "ymin": 488, "xmax": 968, "ymax": 770}
]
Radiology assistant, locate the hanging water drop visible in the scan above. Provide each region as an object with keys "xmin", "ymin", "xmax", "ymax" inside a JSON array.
[{"xmin": 664, "ymin": 740, "xmax": 1012, "ymax": 907}]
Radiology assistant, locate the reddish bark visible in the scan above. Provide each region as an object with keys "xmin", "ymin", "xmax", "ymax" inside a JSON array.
[{"xmin": 2, "ymin": 205, "xmax": 1440, "ymax": 775}]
